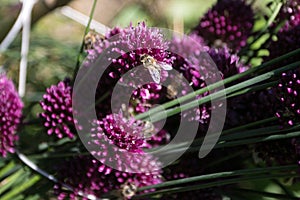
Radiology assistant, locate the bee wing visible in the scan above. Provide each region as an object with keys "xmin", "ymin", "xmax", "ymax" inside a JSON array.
[
  {"xmin": 148, "ymin": 67, "xmax": 160, "ymax": 84},
  {"xmin": 159, "ymin": 62, "xmax": 173, "ymax": 70}
]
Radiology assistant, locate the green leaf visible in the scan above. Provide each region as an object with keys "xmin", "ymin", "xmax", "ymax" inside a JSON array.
[{"xmin": 1, "ymin": 174, "xmax": 41, "ymax": 200}]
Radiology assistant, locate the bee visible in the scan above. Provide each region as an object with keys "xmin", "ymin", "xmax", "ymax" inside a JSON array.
[
  {"xmin": 140, "ymin": 54, "xmax": 173, "ymax": 84},
  {"xmin": 120, "ymin": 181, "xmax": 137, "ymax": 199},
  {"xmin": 142, "ymin": 121, "xmax": 155, "ymax": 139},
  {"xmin": 121, "ymin": 103, "xmax": 134, "ymax": 119},
  {"xmin": 84, "ymin": 30, "xmax": 105, "ymax": 50},
  {"xmin": 166, "ymin": 73, "xmax": 184, "ymax": 99}
]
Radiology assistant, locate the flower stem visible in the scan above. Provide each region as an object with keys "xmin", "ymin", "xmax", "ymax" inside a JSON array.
[
  {"xmin": 224, "ymin": 188, "xmax": 299, "ymax": 200},
  {"xmin": 135, "ymin": 48, "xmax": 300, "ymax": 121},
  {"xmin": 135, "ymin": 165, "xmax": 298, "ymax": 196},
  {"xmin": 73, "ymin": 0, "xmax": 98, "ymax": 82},
  {"xmin": 144, "ymin": 60, "xmax": 300, "ymax": 123},
  {"xmin": 238, "ymin": 2, "xmax": 282, "ymax": 56}
]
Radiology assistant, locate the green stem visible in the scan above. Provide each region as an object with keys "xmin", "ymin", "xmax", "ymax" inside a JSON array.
[
  {"xmin": 239, "ymin": 2, "xmax": 282, "ymax": 55},
  {"xmin": 145, "ymin": 61, "xmax": 300, "ymax": 123},
  {"xmin": 216, "ymin": 130, "xmax": 300, "ymax": 149},
  {"xmin": 226, "ymin": 188, "xmax": 299, "ymax": 200},
  {"xmin": 158, "ymin": 127, "xmax": 300, "ymax": 156},
  {"xmin": 28, "ymin": 152, "xmax": 90, "ymax": 160},
  {"xmin": 272, "ymin": 179, "xmax": 295, "ymax": 198},
  {"xmin": 147, "ymin": 118, "xmax": 279, "ymax": 154},
  {"xmin": 202, "ymin": 150, "xmax": 250, "ymax": 170},
  {"xmin": 137, "ymin": 165, "xmax": 297, "ymax": 192},
  {"xmin": 226, "ymin": 80, "xmax": 278, "ymax": 98},
  {"xmin": 72, "ymin": 0, "xmax": 98, "ymax": 82},
  {"xmin": 135, "ymin": 47, "xmax": 300, "ymax": 122},
  {"xmin": 134, "ymin": 173, "xmax": 298, "ymax": 198},
  {"xmin": 222, "ymin": 117, "xmax": 278, "ymax": 135}
]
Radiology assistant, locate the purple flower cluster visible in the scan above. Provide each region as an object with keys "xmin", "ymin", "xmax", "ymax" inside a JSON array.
[
  {"xmin": 40, "ymin": 80, "xmax": 77, "ymax": 139},
  {"xmin": 46, "ymin": 21, "xmax": 253, "ymax": 199},
  {"xmin": 170, "ymin": 33, "xmax": 248, "ymax": 126},
  {"xmin": 88, "ymin": 118, "xmax": 163, "ymax": 172},
  {"xmin": 55, "ymin": 155, "xmax": 162, "ymax": 200},
  {"xmin": 94, "ymin": 112, "xmax": 146, "ymax": 152},
  {"xmin": 193, "ymin": 0, "xmax": 254, "ymax": 51},
  {"xmin": 208, "ymin": 47, "xmax": 248, "ymax": 79},
  {"xmin": 169, "ymin": 33, "xmax": 208, "ymax": 88},
  {"xmin": 83, "ymin": 22, "xmax": 173, "ymax": 119},
  {"xmin": 0, "ymin": 74, "xmax": 23, "ymax": 157},
  {"xmin": 278, "ymin": 0, "xmax": 300, "ymax": 31},
  {"xmin": 266, "ymin": 25, "xmax": 300, "ymax": 67}
]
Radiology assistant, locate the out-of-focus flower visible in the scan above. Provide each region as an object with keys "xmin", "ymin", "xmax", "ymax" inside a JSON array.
[
  {"xmin": 170, "ymin": 33, "xmax": 249, "ymax": 127},
  {"xmin": 169, "ymin": 33, "xmax": 208, "ymax": 88},
  {"xmin": 266, "ymin": 25, "xmax": 300, "ymax": 67},
  {"xmin": 208, "ymin": 47, "xmax": 248, "ymax": 79},
  {"xmin": 163, "ymin": 156, "xmax": 222, "ymax": 200},
  {"xmin": 252, "ymin": 70, "xmax": 300, "ymax": 166},
  {"xmin": 55, "ymin": 155, "xmax": 162, "ymax": 200},
  {"xmin": 193, "ymin": 0, "xmax": 254, "ymax": 51},
  {"xmin": 225, "ymin": 89, "xmax": 278, "ymax": 129},
  {"xmin": 254, "ymin": 139, "xmax": 299, "ymax": 166},
  {"xmin": 168, "ymin": 34, "xmax": 210, "ymax": 126},
  {"xmin": 0, "ymin": 74, "xmax": 23, "ymax": 157},
  {"xmin": 39, "ymin": 80, "xmax": 77, "ymax": 139},
  {"xmin": 275, "ymin": 70, "xmax": 300, "ymax": 127},
  {"xmin": 276, "ymin": 0, "xmax": 300, "ymax": 31},
  {"xmin": 282, "ymin": 12, "xmax": 300, "ymax": 31}
]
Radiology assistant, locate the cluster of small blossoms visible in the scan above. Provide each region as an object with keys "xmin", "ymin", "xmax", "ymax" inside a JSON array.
[
  {"xmin": 193, "ymin": 0, "xmax": 254, "ymax": 51},
  {"xmin": 169, "ymin": 33, "xmax": 208, "ymax": 88},
  {"xmin": 208, "ymin": 47, "xmax": 248, "ymax": 79},
  {"xmin": 94, "ymin": 112, "xmax": 146, "ymax": 152},
  {"xmin": 55, "ymin": 155, "xmax": 162, "ymax": 200},
  {"xmin": 255, "ymin": 20, "xmax": 300, "ymax": 165},
  {"xmin": 50, "ymin": 23, "xmax": 173, "ymax": 199},
  {"xmin": 163, "ymin": 157, "xmax": 223, "ymax": 199},
  {"xmin": 266, "ymin": 25, "xmax": 300, "ymax": 68},
  {"xmin": 82, "ymin": 22, "xmax": 173, "ymax": 119},
  {"xmin": 169, "ymin": 33, "xmax": 249, "ymax": 132},
  {"xmin": 0, "ymin": 74, "xmax": 23, "ymax": 157},
  {"xmin": 39, "ymin": 79, "xmax": 77, "ymax": 139},
  {"xmin": 276, "ymin": 0, "xmax": 300, "ymax": 31},
  {"xmin": 43, "ymin": 21, "xmax": 254, "ymax": 199}
]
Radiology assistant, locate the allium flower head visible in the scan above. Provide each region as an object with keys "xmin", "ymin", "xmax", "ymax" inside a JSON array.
[
  {"xmin": 40, "ymin": 80, "xmax": 77, "ymax": 139},
  {"xmin": 193, "ymin": 0, "xmax": 254, "ymax": 51},
  {"xmin": 0, "ymin": 74, "xmax": 23, "ymax": 157},
  {"xmin": 55, "ymin": 156, "xmax": 162, "ymax": 200},
  {"xmin": 225, "ymin": 89, "xmax": 278, "ymax": 129},
  {"xmin": 208, "ymin": 46, "xmax": 248, "ymax": 79},
  {"xmin": 277, "ymin": 0, "xmax": 300, "ymax": 31},
  {"xmin": 88, "ymin": 117, "xmax": 165, "ymax": 173},
  {"xmin": 253, "ymin": 70, "xmax": 300, "ymax": 167},
  {"xmin": 95, "ymin": 112, "xmax": 146, "ymax": 152},
  {"xmin": 83, "ymin": 22, "xmax": 173, "ymax": 118},
  {"xmin": 168, "ymin": 34, "xmax": 210, "ymax": 126},
  {"xmin": 266, "ymin": 25, "xmax": 300, "ymax": 67},
  {"xmin": 170, "ymin": 34, "xmax": 248, "ymax": 126},
  {"xmin": 169, "ymin": 33, "xmax": 208, "ymax": 88}
]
